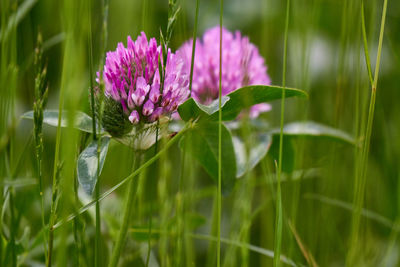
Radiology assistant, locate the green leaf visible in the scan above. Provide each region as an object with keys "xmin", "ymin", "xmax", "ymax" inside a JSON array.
[
  {"xmin": 272, "ymin": 121, "xmax": 355, "ymax": 144},
  {"xmin": 22, "ymin": 109, "xmax": 102, "ymax": 133},
  {"xmin": 215, "ymin": 85, "xmax": 307, "ymax": 121},
  {"xmin": 268, "ymin": 135, "xmax": 295, "ymax": 173},
  {"xmin": 233, "ymin": 134, "xmax": 273, "ymax": 178},
  {"xmin": 177, "ymin": 96, "xmax": 230, "ymax": 121},
  {"xmin": 77, "ymin": 136, "xmax": 110, "ymax": 195},
  {"xmin": 178, "ymin": 85, "xmax": 306, "ymax": 121},
  {"xmin": 180, "ymin": 121, "xmax": 237, "ymax": 194}
]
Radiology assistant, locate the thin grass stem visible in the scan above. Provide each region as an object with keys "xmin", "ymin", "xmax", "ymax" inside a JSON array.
[
  {"xmin": 217, "ymin": 0, "xmax": 224, "ymax": 265},
  {"xmin": 188, "ymin": 0, "xmax": 199, "ymax": 94},
  {"xmin": 348, "ymin": 0, "xmax": 388, "ymax": 264},
  {"xmin": 274, "ymin": 0, "xmax": 290, "ymax": 266}
]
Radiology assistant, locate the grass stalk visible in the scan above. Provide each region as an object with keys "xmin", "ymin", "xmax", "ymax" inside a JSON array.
[
  {"xmin": 347, "ymin": 0, "xmax": 388, "ymax": 265},
  {"xmin": 46, "ymin": 34, "xmax": 67, "ymax": 267},
  {"xmin": 100, "ymin": 0, "xmax": 109, "ymax": 66},
  {"xmin": 145, "ymin": 126, "xmax": 160, "ymax": 267},
  {"xmin": 86, "ymin": 1, "xmax": 103, "ymax": 266},
  {"xmin": 274, "ymin": 0, "xmax": 290, "ymax": 266},
  {"xmin": 188, "ymin": 0, "xmax": 199, "ymax": 94},
  {"xmin": 32, "ymin": 32, "xmax": 49, "ymax": 261},
  {"xmin": 217, "ymin": 0, "xmax": 224, "ymax": 266},
  {"xmin": 175, "ymin": 144, "xmax": 186, "ymax": 266},
  {"xmin": 207, "ymin": 192, "xmax": 219, "ymax": 267},
  {"xmin": 157, "ymin": 137, "xmax": 172, "ymax": 267}
]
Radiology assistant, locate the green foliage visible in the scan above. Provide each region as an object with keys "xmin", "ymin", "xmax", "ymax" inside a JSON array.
[
  {"xmin": 233, "ymin": 133, "xmax": 272, "ymax": 178},
  {"xmin": 178, "ymin": 96, "xmax": 230, "ymax": 121},
  {"xmin": 272, "ymin": 121, "xmax": 356, "ymax": 144},
  {"xmin": 3, "ymin": 0, "xmax": 398, "ymax": 266},
  {"xmin": 77, "ymin": 136, "xmax": 110, "ymax": 195},
  {"xmin": 180, "ymin": 121, "xmax": 237, "ymax": 194},
  {"xmin": 22, "ymin": 110, "xmax": 102, "ymax": 134},
  {"xmin": 178, "ymin": 85, "xmax": 307, "ymax": 121}
]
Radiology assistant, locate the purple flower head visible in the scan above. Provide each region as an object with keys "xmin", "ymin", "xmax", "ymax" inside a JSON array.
[
  {"xmin": 97, "ymin": 32, "xmax": 190, "ymax": 132},
  {"xmin": 177, "ymin": 26, "xmax": 271, "ymax": 118}
]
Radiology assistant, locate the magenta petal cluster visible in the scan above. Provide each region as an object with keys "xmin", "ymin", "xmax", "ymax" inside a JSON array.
[
  {"xmin": 177, "ymin": 26, "xmax": 272, "ymax": 118},
  {"xmin": 97, "ymin": 32, "xmax": 190, "ymax": 125}
]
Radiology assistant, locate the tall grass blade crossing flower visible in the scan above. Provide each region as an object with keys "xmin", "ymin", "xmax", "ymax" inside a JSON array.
[
  {"xmin": 275, "ymin": 0, "xmax": 291, "ymax": 266},
  {"xmin": 177, "ymin": 26, "xmax": 272, "ymax": 118}
]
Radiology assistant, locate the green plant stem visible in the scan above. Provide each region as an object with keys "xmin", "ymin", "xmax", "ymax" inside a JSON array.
[
  {"xmin": 175, "ymin": 144, "xmax": 186, "ymax": 266},
  {"xmin": 37, "ymin": 143, "xmax": 47, "ymax": 258},
  {"xmin": 207, "ymin": 192, "xmax": 219, "ymax": 267},
  {"xmin": 361, "ymin": 1, "xmax": 373, "ymax": 87},
  {"xmin": 217, "ymin": 2, "xmax": 223, "ymax": 267},
  {"xmin": 46, "ymin": 50, "xmax": 66, "ymax": 267},
  {"xmin": 275, "ymin": 0, "xmax": 290, "ymax": 266},
  {"xmin": 100, "ymin": 0, "xmax": 109, "ymax": 66},
  {"xmin": 108, "ymin": 154, "xmax": 141, "ymax": 267},
  {"xmin": 87, "ymin": 1, "xmax": 103, "ymax": 265},
  {"xmin": 188, "ymin": 0, "xmax": 199, "ymax": 94},
  {"xmin": 145, "ymin": 125, "xmax": 159, "ymax": 267},
  {"xmin": 348, "ymin": 0, "xmax": 387, "ymax": 265},
  {"xmin": 95, "ymin": 158, "xmax": 101, "ymax": 266},
  {"xmin": 9, "ymin": 188, "xmax": 16, "ymax": 267}
]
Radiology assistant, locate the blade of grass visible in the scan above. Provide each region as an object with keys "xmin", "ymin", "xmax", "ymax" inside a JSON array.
[
  {"xmin": 188, "ymin": 0, "xmax": 199, "ymax": 94},
  {"xmin": 175, "ymin": 140, "xmax": 186, "ymax": 266},
  {"xmin": 183, "ymin": 1, "xmax": 199, "ymax": 265},
  {"xmin": 274, "ymin": 0, "xmax": 290, "ymax": 266},
  {"xmin": 0, "ymin": 0, "xmax": 37, "ymax": 42},
  {"xmin": 347, "ymin": 0, "xmax": 388, "ymax": 264},
  {"xmin": 217, "ymin": 0, "xmax": 223, "ymax": 265},
  {"xmin": 145, "ymin": 124, "xmax": 159, "ymax": 267},
  {"xmin": 46, "ymin": 25, "xmax": 67, "ymax": 267},
  {"xmin": 100, "ymin": 0, "xmax": 109, "ymax": 66},
  {"xmin": 33, "ymin": 31, "xmax": 49, "ymax": 262},
  {"xmin": 273, "ymin": 160, "xmax": 283, "ymax": 267},
  {"xmin": 361, "ymin": 1, "xmax": 373, "ymax": 87},
  {"xmin": 86, "ymin": 1, "xmax": 103, "ymax": 266},
  {"xmin": 305, "ymin": 193, "xmax": 398, "ymax": 231},
  {"xmin": 288, "ymin": 220, "xmax": 319, "ymax": 267}
]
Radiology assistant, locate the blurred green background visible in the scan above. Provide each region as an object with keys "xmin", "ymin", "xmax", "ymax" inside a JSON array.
[{"xmin": 1, "ymin": 0, "xmax": 400, "ymax": 266}]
